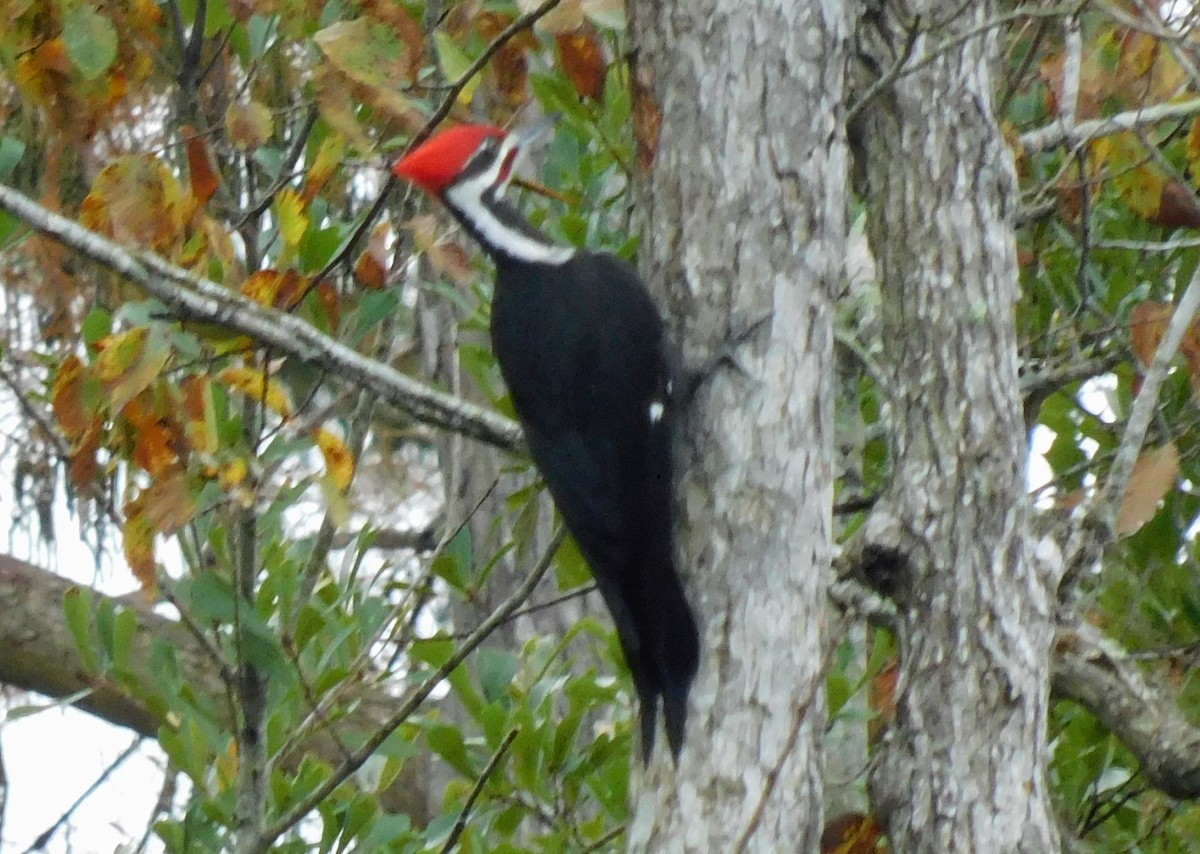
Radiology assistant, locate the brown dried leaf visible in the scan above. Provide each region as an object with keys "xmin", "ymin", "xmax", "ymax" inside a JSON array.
[
  {"xmin": 1130, "ymin": 301, "xmax": 1174, "ymax": 368},
  {"xmin": 354, "ymin": 220, "xmax": 393, "ymax": 290},
  {"xmin": 1147, "ymin": 180, "xmax": 1200, "ymax": 229},
  {"xmin": 52, "ymin": 354, "xmax": 93, "ymax": 441},
  {"xmin": 184, "ymin": 126, "xmax": 221, "ymax": 205},
  {"xmin": 123, "ymin": 394, "xmax": 181, "ymax": 477},
  {"xmin": 630, "ymin": 67, "xmax": 661, "ymax": 172},
  {"xmin": 1116, "ymin": 443, "xmax": 1180, "ymax": 536},
  {"xmin": 556, "ymin": 28, "xmax": 606, "ymax": 100},
  {"xmin": 140, "ymin": 469, "xmax": 199, "ymax": 533}
]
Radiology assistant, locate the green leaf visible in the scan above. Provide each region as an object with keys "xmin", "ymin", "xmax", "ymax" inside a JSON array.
[
  {"xmin": 0, "ymin": 137, "xmax": 25, "ymax": 180},
  {"xmin": 63, "ymin": 586, "xmax": 98, "ymax": 672},
  {"xmin": 433, "ymin": 31, "xmax": 480, "ymax": 102},
  {"xmin": 62, "ymin": 6, "xmax": 119, "ymax": 81},
  {"xmin": 426, "ymin": 724, "xmax": 474, "ymax": 776},
  {"xmin": 477, "ymin": 647, "xmax": 518, "ymax": 703},
  {"xmin": 112, "ymin": 607, "xmax": 137, "ymax": 673}
]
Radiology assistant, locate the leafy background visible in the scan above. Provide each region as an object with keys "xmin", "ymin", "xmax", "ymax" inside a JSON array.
[{"xmin": 3, "ymin": 0, "xmax": 1200, "ymax": 851}]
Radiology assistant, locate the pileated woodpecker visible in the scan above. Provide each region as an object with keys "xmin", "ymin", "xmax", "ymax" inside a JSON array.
[{"xmin": 393, "ymin": 124, "xmax": 699, "ymax": 762}]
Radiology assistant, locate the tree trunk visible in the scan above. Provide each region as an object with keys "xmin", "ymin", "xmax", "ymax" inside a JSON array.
[
  {"xmin": 628, "ymin": 1, "xmax": 845, "ymax": 849},
  {"xmin": 853, "ymin": 3, "xmax": 1061, "ymax": 850}
]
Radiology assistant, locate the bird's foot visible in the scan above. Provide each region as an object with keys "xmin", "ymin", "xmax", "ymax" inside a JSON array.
[{"xmin": 673, "ymin": 312, "xmax": 771, "ymax": 406}]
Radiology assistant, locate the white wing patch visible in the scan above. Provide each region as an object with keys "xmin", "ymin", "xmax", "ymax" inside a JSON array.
[{"xmin": 648, "ymin": 400, "xmax": 665, "ymax": 423}]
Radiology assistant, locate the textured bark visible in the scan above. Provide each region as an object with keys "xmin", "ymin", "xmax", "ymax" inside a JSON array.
[
  {"xmin": 628, "ymin": 1, "xmax": 844, "ymax": 849},
  {"xmin": 0, "ymin": 553, "xmax": 432, "ymax": 824},
  {"xmin": 854, "ymin": 4, "xmax": 1060, "ymax": 851}
]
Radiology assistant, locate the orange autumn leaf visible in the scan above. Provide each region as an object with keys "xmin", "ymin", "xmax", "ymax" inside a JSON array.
[
  {"xmin": 1116, "ymin": 443, "xmax": 1179, "ymax": 536},
  {"xmin": 184, "ymin": 127, "xmax": 221, "ymax": 205},
  {"xmin": 123, "ymin": 394, "xmax": 180, "ymax": 477},
  {"xmin": 52, "ymin": 354, "xmax": 94, "ymax": 441},
  {"xmin": 242, "ymin": 269, "xmax": 306, "ymax": 310},
  {"xmin": 556, "ymin": 29, "xmax": 606, "ymax": 100}
]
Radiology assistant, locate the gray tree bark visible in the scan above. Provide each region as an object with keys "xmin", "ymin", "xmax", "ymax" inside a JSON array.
[
  {"xmin": 853, "ymin": 3, "xmax": 1061, "ymax": 851},
  {"xmin": 628, "ymin": 1, "xmax": 846, "ymax": 849}
]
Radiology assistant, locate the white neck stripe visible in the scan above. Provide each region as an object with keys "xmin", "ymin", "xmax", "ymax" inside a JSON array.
[{"xmin": 445, "ymin": 138, "xmax": 575, "ymax": 266}]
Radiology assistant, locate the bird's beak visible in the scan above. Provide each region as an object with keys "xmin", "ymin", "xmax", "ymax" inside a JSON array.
[
  {"xmin": 497, "ymin": 115, "xmax": 556, "ymax": 194},
  {"xmin": 508, "ymin": 114, "xmax": 556, "ymax": 150}
]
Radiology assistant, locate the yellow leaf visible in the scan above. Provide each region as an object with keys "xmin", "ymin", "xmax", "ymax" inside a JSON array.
[
  {"xmin": 122, "ymin": 498, "xmax": 157, "ymax": 594},
  {"xmin": 220, "ymin": 366, "xmax": 294, "ymax": 418},
  {"xmin": 97, "ymin": 327, "xmax": 171, "ymax": 414},
  {"xmin": 219, "ymin": 457, "xmax": 249, "ymax": 490},
  {"xmin": 304, "ymin": 134, "xmax": 346, "ymax": 201},
  {"xmin": 276, "ymin": 188, "xmax": 309, "ymax": 249},
  {"xmin": 314, "ymin": 428, "xmax": 355, "ymax": 492}
]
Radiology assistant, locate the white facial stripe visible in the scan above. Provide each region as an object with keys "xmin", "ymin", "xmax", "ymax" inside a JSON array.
[{"xmin": 445, "ymin": 136, "xmax": 574, "ymax": 266}]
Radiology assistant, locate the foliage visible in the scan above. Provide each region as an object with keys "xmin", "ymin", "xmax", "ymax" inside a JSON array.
[{"xmin": 6, "ymin": 0, "xmax": 1200, "ymax": 850}]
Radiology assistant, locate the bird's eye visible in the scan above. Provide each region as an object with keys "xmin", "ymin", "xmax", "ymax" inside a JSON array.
[{"xmin": 480, "ymin": 137, "xmax": 499, "ymax": 155}]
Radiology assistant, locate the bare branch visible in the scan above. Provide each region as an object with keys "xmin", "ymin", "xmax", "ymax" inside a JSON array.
[
  {"xmin": 0, "ymin": 184, "xmax": 523, "ymax": 453},
  {"xmin": 1019, "ymin": 97, "xmax": 1200, "ymax": 155}
]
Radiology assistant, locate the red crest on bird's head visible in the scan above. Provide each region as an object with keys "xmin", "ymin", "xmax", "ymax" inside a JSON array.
[{"xmin": 392, "ymin": 124, "xmax": 506, "ymax": 195}]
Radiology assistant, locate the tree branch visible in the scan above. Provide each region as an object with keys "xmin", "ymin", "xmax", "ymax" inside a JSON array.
[
  {"xmin": 1019, "ymin": 96, "xmax": 1200, "ymax": 155},
  {"xmin": 0, "ymin": 183, "xmax": 522, "ymax": 453}
]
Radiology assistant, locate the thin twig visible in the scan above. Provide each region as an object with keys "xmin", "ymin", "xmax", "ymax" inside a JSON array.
[
  {"xmin": 22, "ymin": 737, "xmax": 143, "ymax": 853},
  {"xmin": 438, "ymin": 728, "xmax": 520, "ymax": 853}
]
